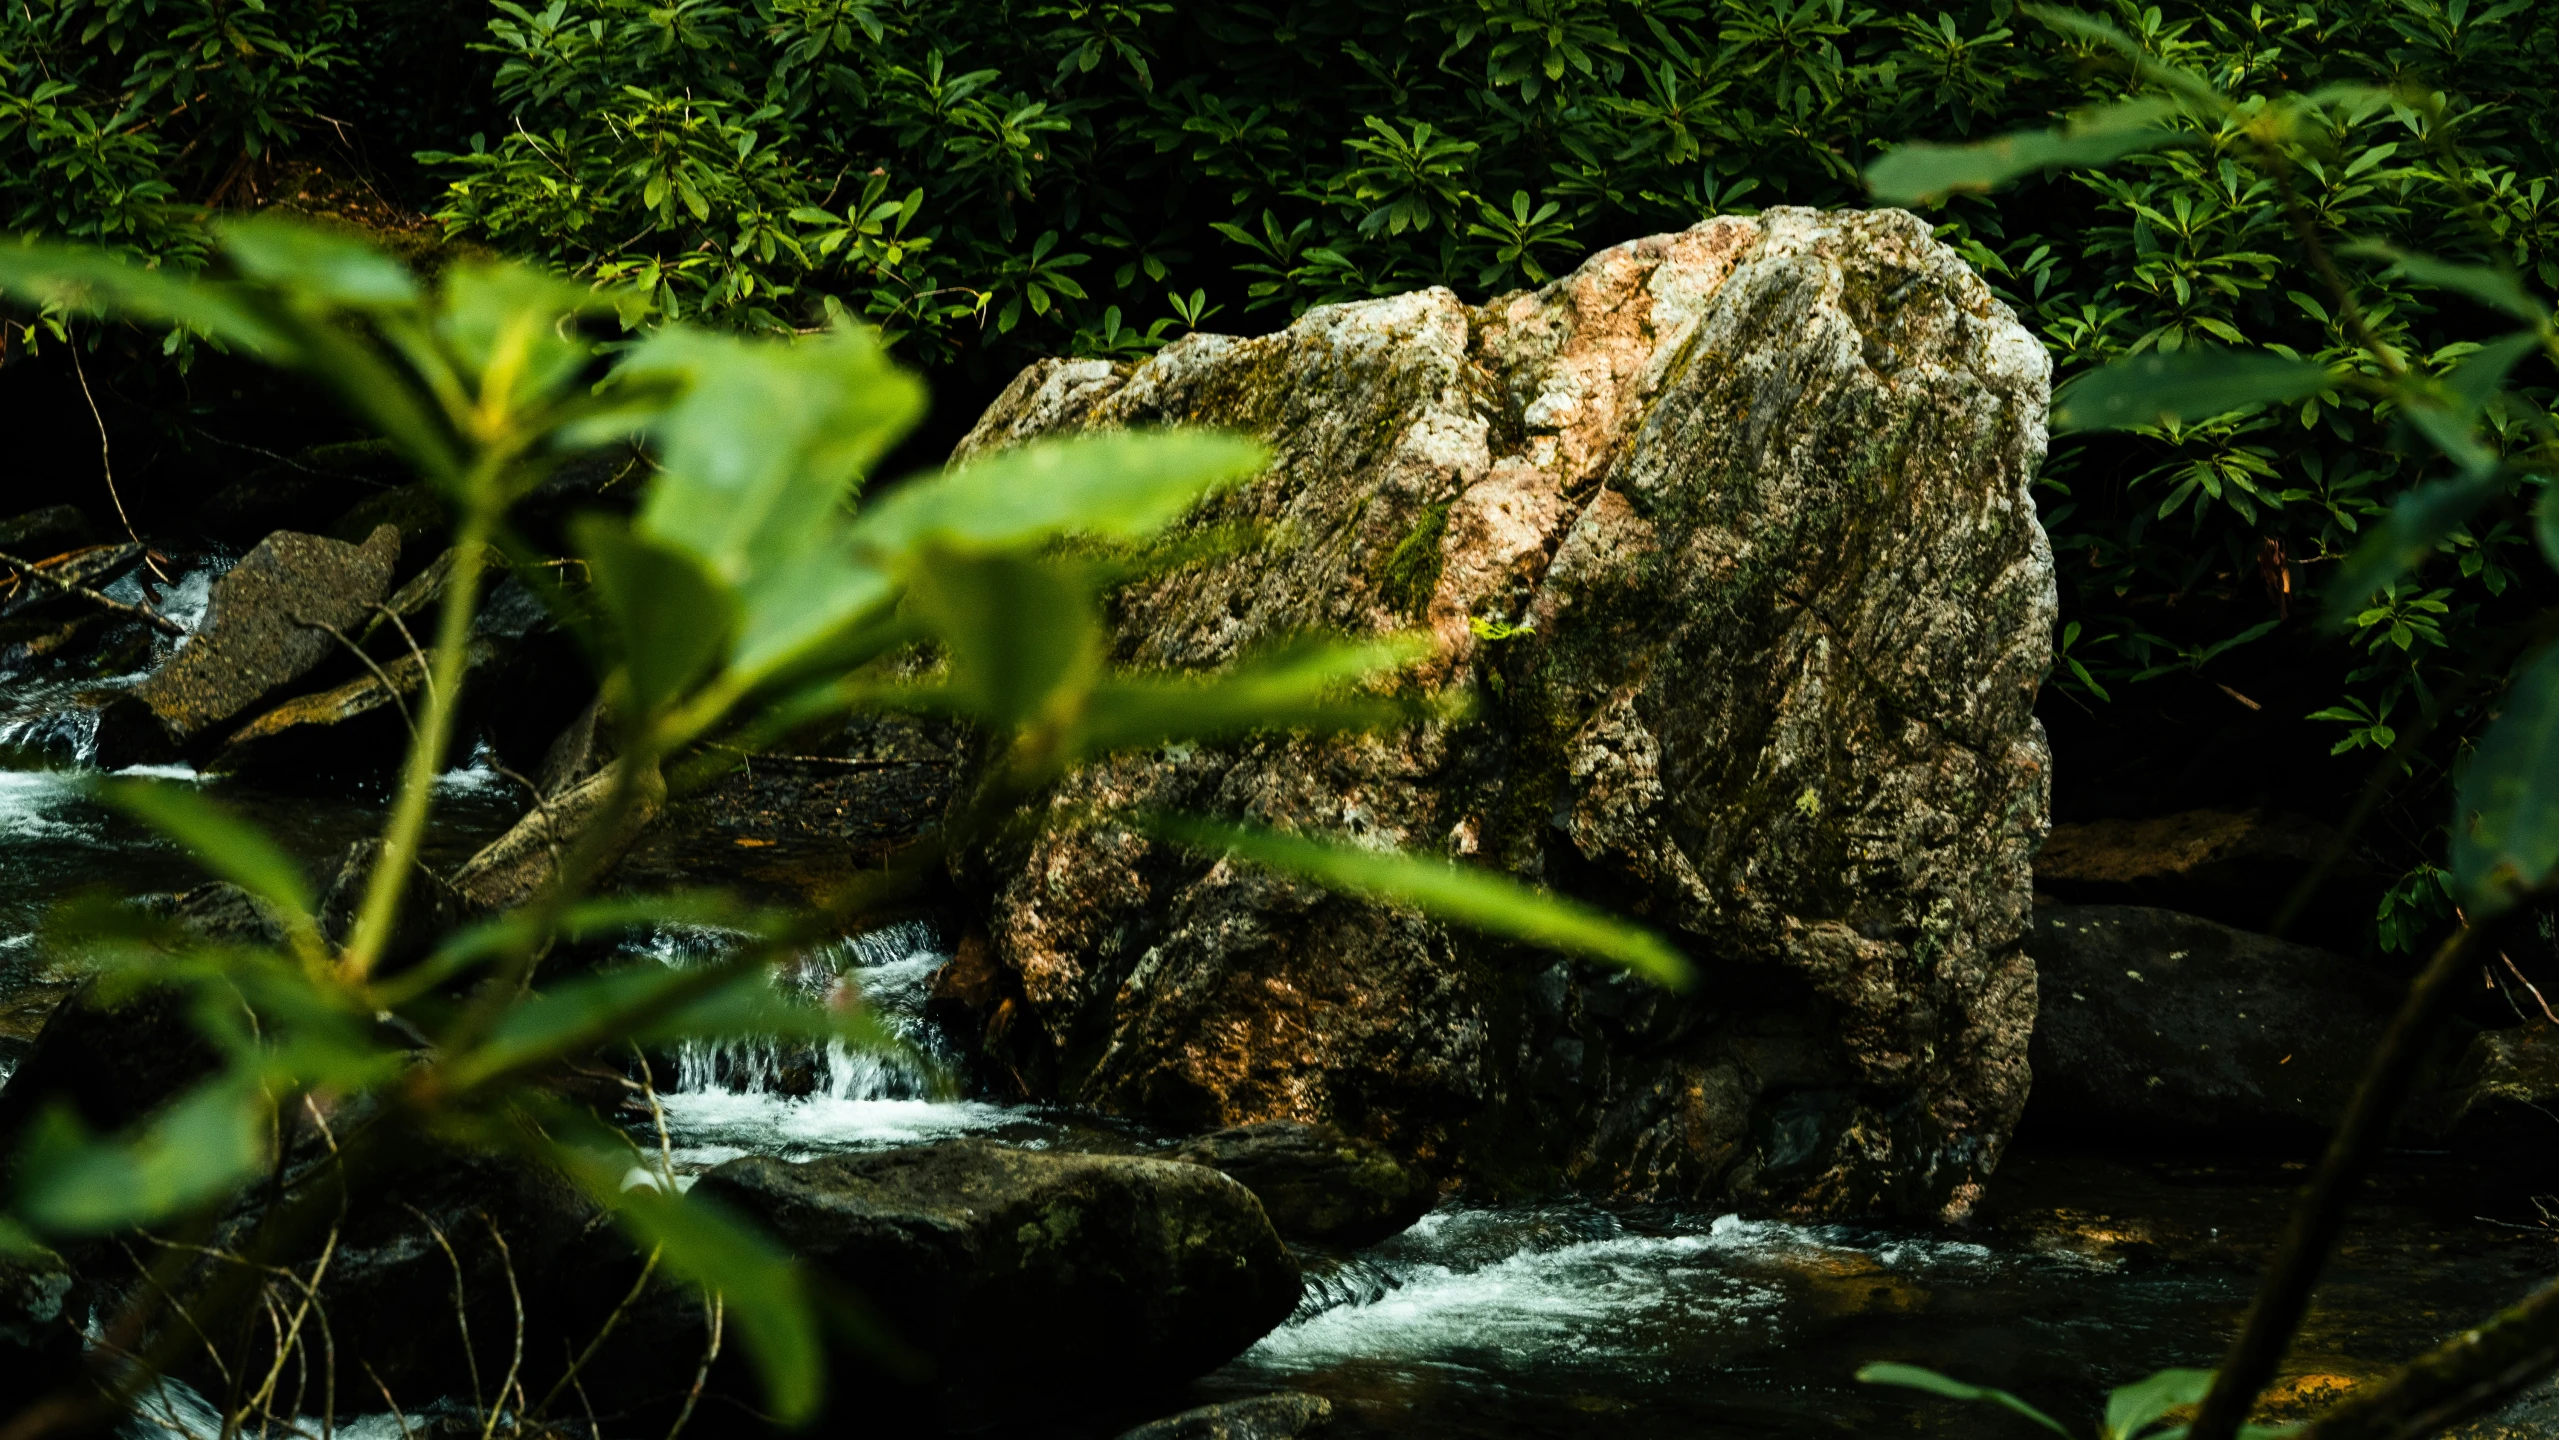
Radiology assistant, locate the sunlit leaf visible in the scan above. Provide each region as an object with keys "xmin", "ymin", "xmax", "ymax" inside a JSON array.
[
  {"xmin": 1866, "ymin": 98, "xmax": 2180, "ymax": 204},
  {"xmin": 2450, "ymin": 644, "xmax": 2559, "ymax": 916},
  {"xmin": 574, "ymin": 514, "xmax": 738, "ymax": 714},
  {"xmin": 1856, "ymin": 1362, "xmax": 2073, "ymax": 1437},
  {"xmin": 217, "ymin": 215, "xmax": 421, "ymax": 309},
  {"xmin": 0, "ymin": 240, "xmax": 290, "ymax": 353},
  {"xmin": 1144, "ymin": 816, "xmax": 1693, "ymax": 988},
  {"xmin": 16, "ymin": 1073, "xmax": 272, "ymax": 1234},
  {"xmin": 2346, "ymin": 241, "xmax": 2552, "ymax": 324},
  {"xmin": 2101, "ymin": 1367, "xmax": 2213, "ymax": 1440},
  {"xmin": 853, "ymin": 431, "xmax": 1267, "ymax": 557},
  {"xmin": 2053, "ymin": 349, "xmax": 2333, "ymax": 431},
  {"xmin": 2322, "ymin": 469, "xmax": 2505, "ymax": 625},
  {"xmin": 435, "ymin": 261, "xmax": 616, "ymax": 417}
]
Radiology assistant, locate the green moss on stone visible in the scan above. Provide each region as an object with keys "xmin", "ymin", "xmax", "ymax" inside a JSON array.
[{"xmin": 1380, "ymin": 500, "xmax": 1452, "ymax": 619}]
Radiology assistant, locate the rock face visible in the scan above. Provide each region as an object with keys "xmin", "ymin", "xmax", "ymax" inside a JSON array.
[
  {"xmin": 687, "ymin": 1140, "xmax": 1302, "ymax": 1429},
  {"xmin": 2035, "ymin": 809, "xmax": 2389, "ymax": 951},
  {"xmin": 947, "ymin": 208, "xmax": 2055, "ymax": 1218},
  {"xmin": 93, "ymin": 525, "xmax": 401, "ymax": 765},
  {"xmin": 2022, "ymin": 905, "xmax": 2403, "ymax": 1144},
  {"xmin": 1172, "ymin": 1121, "xmax": 1436, "ymax": 1245},
  {"xmin": 2441, "ymin": 1022, "xmax": 2559, "ymax": 1168}
]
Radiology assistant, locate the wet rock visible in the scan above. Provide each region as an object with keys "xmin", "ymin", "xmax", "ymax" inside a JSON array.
[
  {"xmin": 195, "ymin": 439, "xmax": 406, "ymax": 544},
  {"xmin": 206, "ymin": 641, "xmax": 495, "ymax": 777},
  {"xmin": 2035, "ymin": 809, "xmax": 2389, "ymax": 951},
  {"xmin": 1173, "ymin": 1121, "xmax": 1436, "ymax": 1245},
  {"xmin": 0, "ymin": 982, "xmax": 220, "ymax": 1165},
  {"xmin": 2022, "ymin": 905, "xmax": 2406, "ymax": 1145},
  {"xmin": 2441, "ymin": 1022, "xmax": 2559, "ymax": 1169},
  {"xmin": 952, "ymin": 209, "xmax": 2054, "ymax": 1218},
  {"xmin": 1115, "ymin": 1392, "xmax": 1333, "ymax": 1440},
  {"xmin": 0, "ymin": 1244, "xmax": 80, "ymax": 1397},
  {"xmin": 0, "ymin": 504, "xmax": 92, "ymax": 553},
  {"xmin": 684, "ymin": 1139, "xmax": 1302, "ymax": 1429},
  {"xmin": 450, "ymin": 762, "xmax": 665, "ymax": 912},
  {"xmin": 317, "ymin": 837, "xmax": 473, "ymax": 971},
  {"xmin": 91, "ymin": 525, "xmax": 401, "ymax": 766},
  {"xmin": 613, "ymin": 713, "xmax": 964, "ymax": 908}
]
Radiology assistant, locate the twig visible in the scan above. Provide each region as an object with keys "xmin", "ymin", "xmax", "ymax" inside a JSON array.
[
  {"xmin": 477, "ymin": 1214, "xmax": 525, "ymax": 1440},
  {"xmin": 364, "ymin": 1363, "xmax": 417, "ymax": 1440},
  {"xmin": 68, "ymin": 341, "xmax": 168, "ymax": 584},
  {"xmin": 369, "ymin": 601, "xmax": 438, "ymax": 710},
  {"xmin": 2500, "ymin": 953, "xmax": 2558, "ymax": 1025},
  {"xmin": 406, "ymin": 1204, "xmax": 484, "ymax": 1419},
  {"xmin": 0, "ymin": 548, "xmax": 186, "ymax": 636},
  {"xmin": 294, "ymin": 613, "xmax": 420, "ymax": 741},
  {"xmin": 663, "ymin": 1292, "xmax": 723, "ymax": 1440},
  {"xmin": 2187, "ymin": 916, "xmax": 2504, "ymax": 1440}
]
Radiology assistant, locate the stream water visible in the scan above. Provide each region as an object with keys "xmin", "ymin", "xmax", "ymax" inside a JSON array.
[{"xmin": 2, "ymin": 650, "xmax": 2556, "ymax": 1436}]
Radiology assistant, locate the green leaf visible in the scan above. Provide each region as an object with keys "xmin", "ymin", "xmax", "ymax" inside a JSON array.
[
  {"xmin": 2442, "ymin": 330, "xmax": 2544, "ymax": 416},
  {"xmin": 216, "ymin": 215, "xmax": 421, "ymax": 310},
  {"xmin": 573, "ymin": 514, "xmax": 738, "ymax": 714},
  {"xmin": 1077, "ymin": 634, "xmax": 1436, "ymax": 756},
  {"xmin": 434, "ymin": 261, "xmax": 617, "ymax": 416},
  {"xmin": 2101, "ymin": 1368, "xmax": 2214, "ymax": 1440},
  {"xmin": 2322, "ymin": 469, "xmax": 2505, "ymax": 626},
  {"xmin": 1866, "ymin": 98, "xmax": 2181, "ymax": 204},
  {"xmin": 621, "ymin": 325, "xmax": 922, "ymax": 677},
  {"xmin": 1144, "ymin": 816, "xmax": 1693, "ymax": 989},
  {"xmin": 852, "ymin": 431, "xmax": 1267, "ymax": 558},
  {"xmin": 17, "ymin": 1073, "xmax": 271, "ymax": 1234},
  {"xmin": 2450, "ymin": 644, "xmax": 2559, "ymax": 916},
  {"xmin": 458, "ymin": 958, "xmax": 885, "ymax": 1084},
  {"xmin": 1855, "ymin": 1362, "xmax": 2073, "ymax": 1437},
  {"xmin": 2346, "ymin": 241, "xmax": 2552, "ymax": 324},
  {"xmin": 100, "ymin": 779, "xmax": 324, "ymax": 956},
  {"xmin": 2053, "ymin": 349, "xmax": 2333, "ymax": 431},
  {"xmin": 901, "ymin": 548, "xmax": 1104, "ymax": 732},
  {"xmin": 0, "ymin": 240, "xmax": 290, "ymax": 354}
]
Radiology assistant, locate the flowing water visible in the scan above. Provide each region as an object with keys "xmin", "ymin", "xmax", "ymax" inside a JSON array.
[{"xmin": 2, "ymin": 640, "xmax": 2554, "ymax": 1440}]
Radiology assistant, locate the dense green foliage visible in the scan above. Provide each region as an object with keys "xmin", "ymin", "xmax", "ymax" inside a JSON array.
[{"xmin": 5, "ymin": 0, "xmax": 2558, "ymax": 943}]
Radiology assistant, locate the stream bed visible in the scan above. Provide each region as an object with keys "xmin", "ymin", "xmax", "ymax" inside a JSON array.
[{"xmin": 5, "ymin": 763, "xmax": 2557, "ymax": 1440}]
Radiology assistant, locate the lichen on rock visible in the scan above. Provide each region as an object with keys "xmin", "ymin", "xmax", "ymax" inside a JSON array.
[{"xmin": 946, "ymin": 208, "xmax": 2055, "ymax": 1221}]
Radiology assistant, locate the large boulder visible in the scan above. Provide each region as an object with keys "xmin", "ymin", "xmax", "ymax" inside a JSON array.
[
  {"xmin": 2022, "ymin": 905, "xmax": 2407, "ymax": 1144},
  {"xmin": 1171, "ymin": 1121, "xmax": 1436, "ymax": 1246},
  {"xmin": 679, "ymin": 1140, "xmax": 1303, "ymax": 1430},
  {"xmin": 2440, "ymin": 1021, "xmax": 2559, "ymax": 1170},
  {"xmin": 2035, "ymin": 809, "xmax": 2390, "ymax": 951},
  {"xmin": 92, "ymin": 525, "xmax": 401, "ymax": 766},
  {"xmin": 947, "ymin": 208, "xmax": 2055, "ymax": 1219}
]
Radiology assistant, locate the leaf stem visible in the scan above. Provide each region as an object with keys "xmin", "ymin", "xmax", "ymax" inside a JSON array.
[
  {"xmin": 2186, "ymin": 914, "xmax": 2499, "ymax": 1440},
  {"xmin": 341, "ymin": 497, "xmax": 496, "ymax": 981}
]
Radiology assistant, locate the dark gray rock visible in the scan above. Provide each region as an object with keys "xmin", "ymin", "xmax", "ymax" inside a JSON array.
[
  {"xmin": 2022, "ymin": 904, "xmax": 2408, "ymax": 1144},
  {"xmin": 92, "ymin": 525, "xmax": 401, "ymax": 765},
  {"xmin": 195, "ymin": 439, "xmax": 407, "ymax": 544},
  {"xmin": 1173, "ymin": 1121, "xmax": 1435, "ymax": 1245},
  {"xmin": 2035, "ymin": 809, "xmax": 2390, "ymax": 951},
  {"xmin": 1116, "ymin": 1392, "xmax": 1333, "ymax": 1440},
  {"xmin": 685, "ymin": 1139, "xmax": 1303, "ymax": 1430},
  {"xmin": 0, "ymin": 1244, "xmax": 80, "ymax": 1399},
  {"xmin": 0, "ymin": 504, "xmax": 93, "ymax": 554},
  {"xmin": 2441, "ymin": 1022, "xmax": 2559, "ymax": 1169}
]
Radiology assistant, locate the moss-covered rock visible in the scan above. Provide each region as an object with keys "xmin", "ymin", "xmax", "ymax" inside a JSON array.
[
  {"xmin": 1173, "ymin": 1120, "xmax": 1436, "ymax": 1245},
  {"xmin": 950, "ymin": 209, "xmax": 2054, "ymax": 1220}
]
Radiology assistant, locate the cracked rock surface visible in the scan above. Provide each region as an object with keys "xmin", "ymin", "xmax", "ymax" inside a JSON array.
[{"xmin": 948, "ymin": 208, "xmax": 2055, "ymax": 1220}]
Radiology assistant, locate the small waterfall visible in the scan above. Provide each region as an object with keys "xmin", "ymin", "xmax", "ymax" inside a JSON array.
[{"xmin": 665, "ymin": 919, "xmax": 956, "ymax": 1102}]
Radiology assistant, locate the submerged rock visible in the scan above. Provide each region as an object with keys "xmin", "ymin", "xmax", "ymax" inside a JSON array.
[
  {"xmin": 683, "ymin": 1139, "xmax": 1302, "ymax": 1430},
  {"xmin": 92, "ymin": 525, "xmax": 401, "ymax": 765},
  {"xmin": 1173, "ymin": 1121, "xmax": 1436, "ymax": 1245},
  {"xmin": 1115, "ymin": 1392, "xmax": 1333, "ymax": 1440},
  {"xmin": 2441, "ymin": 1022, "xmax": 2559, "ymax": 1169},
  {"xmin": 950, "ymin": 208, "xmax": 2054, "ymax": 1218},
  {"xmin": 2022, "ymin": 905, "xmax": 2406, "ymax": 1144},
  {"xmin": 2036, "ymin": 809, "xmax": 2388, "ymax": 951}
]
